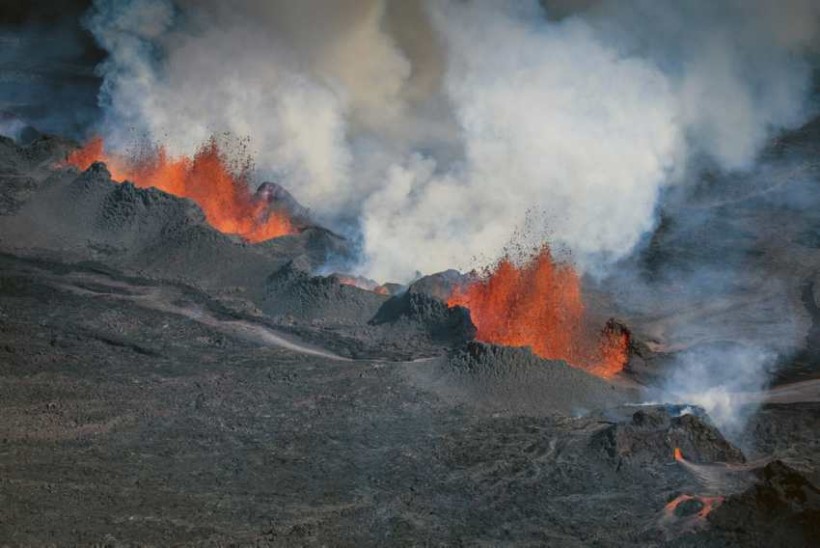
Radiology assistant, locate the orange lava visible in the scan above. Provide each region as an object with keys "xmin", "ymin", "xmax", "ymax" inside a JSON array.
[
  {"xmin": 65, "ymin": 137, "xmax": 294, "ymax": 243},
  {"xmin": 333, "ymin": 274, "xmax": 390, "ymax": 295},
  {"xmin": 674, "ymin": 447, "xmax": 684, "ymax": 462},
  {"xmin": 664, "ymin": 494, "xmax": 724, "ymax": 520},
  {"xmin": 446, "ymin": 248, "xmax": 628, "ymax": 378}
]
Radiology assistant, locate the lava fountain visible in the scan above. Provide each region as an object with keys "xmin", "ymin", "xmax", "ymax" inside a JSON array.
[
  {"xmin": 447, "ymin": 248, "xmax": 628, "ymax": 378},
  {"xmin": 65, "ymin": 137, "xmax": 295, "ymax": 243}
]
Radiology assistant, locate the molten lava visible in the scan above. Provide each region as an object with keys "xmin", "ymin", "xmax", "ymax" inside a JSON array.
[
  {"xmin": 65, "ymin": 137, "xmax": 294, "ymax": 243},
  {"xmin": 663, "ymin": 494, "xmax": 724, "ymax": 521},
  {"xmin": 447, "ymin": 248, "xmax": 628, "ymax": 378}
]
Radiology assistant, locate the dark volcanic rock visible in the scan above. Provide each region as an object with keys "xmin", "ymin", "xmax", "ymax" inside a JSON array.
[
  {"xmin": 263, "ymin": 258, "xmax": 387, "ymax": 325},
  {"xmin": 701, "ymin": 460, "xmax": 820, "ymax": 546},
  {"xmin": 2, "ymin": 125, "xmax": 820, "ymax": 545},
  {"xmin": 0, "ymin": 135, "xmax": 73, "ymax": 213},
  {"xmin": 0, "ymin": 138, "xmax": 467, "ymax": 360},
  {"xmin": 407, "ymin": 269, "xmax": 466, "ymax": 301},
  {"xmin": 591, "ymin": 405, "xmax": 746, "ymax": 466},
  {"xmin": 254, "ymin": 181, "xmax": 310, "ymax": 225},
  {"xmin": 0, "ymin": 251, "xmax": 816, "ymax": 546},
  {"xmin": 370, "ymin": 290, "xmax": 475, "ymax": 347},
  {"xmin": 72, "ymin": 163, "xmax": 206, "ymax": 243},
  {"xmin": 271, "ymin": 289, "xmax": 479, "ymax": 361},
  {"xmin": 0, "ymin": 134, "xmax": 74, "ymax": 173},
  {"xmin": 412, "ymin": 341, "xmax": 639, "ymax": 414},
  {"xmin": 740, "ymin": 402, "xmax": 820, "ymax": 485},
  {"xmin": 0, "ymin": 144, "xmax": 353, "ymax": 302}
]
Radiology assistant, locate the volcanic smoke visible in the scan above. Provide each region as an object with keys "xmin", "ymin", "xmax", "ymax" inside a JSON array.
[
  {"xmin": 447, "ymin": 248, "xmax": 628, "ymax": 378},
  {"xmin": 65, "ymin": 137, "xmax": 295, "ymax": 243}
]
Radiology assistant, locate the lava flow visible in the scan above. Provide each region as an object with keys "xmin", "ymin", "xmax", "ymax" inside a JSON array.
[
  {"xmin": 65, "ymin": 137, "xmax": 294, "ymax": 243},
  {"xmin": 447, "ymin": 248, "xmax": 628, "ymax": 378},
  {"xmin": 663, "ymin": 494, "xmax": 724, "ymax": 524}
]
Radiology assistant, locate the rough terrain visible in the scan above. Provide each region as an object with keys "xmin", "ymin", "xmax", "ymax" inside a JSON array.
[{"xmin": 0, "ymin": 132, "xmax": 817, "ymax": 546}]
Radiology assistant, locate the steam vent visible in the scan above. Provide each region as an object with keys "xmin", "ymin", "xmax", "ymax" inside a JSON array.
[{"xmin": 0, "ymin": 0, "xmax": 818, "ymax": 545}]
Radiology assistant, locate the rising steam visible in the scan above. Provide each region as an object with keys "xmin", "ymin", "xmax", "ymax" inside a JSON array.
[
  {"xmin": 660, "ymin": 344, "xmax": 777, "ymax": 437},
  {"xmin": 84, "ymin": 0, "xmax": 819, "ymax": 282}
]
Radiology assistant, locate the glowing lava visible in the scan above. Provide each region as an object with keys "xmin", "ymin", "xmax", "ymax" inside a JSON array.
[
  {"xmin": 663, "ymin": 494, "xmax": 724, "ymax": 522},
  {"xmin": 65, "ymin": 137, "xmax": 295, "ymax": 243},
  {"xmin": 446, "ymin": 248, "xmax": 628, "ymax": 378},
  {"xmin": 332, "ymin": 274, "xmax": 390, "ymax": 295}
]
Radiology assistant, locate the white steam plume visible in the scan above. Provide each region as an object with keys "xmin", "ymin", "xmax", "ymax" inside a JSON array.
[
  {"xmin": 659, "ymin": 344, "xmax": 778, "ymax": 438},
  {"xmin": 359, "ymin": 1, "xmax": 682, "ymax": 279},
  {"xmin": 85, "ymin": 0, "xmax": 819, "ymax": 282}
]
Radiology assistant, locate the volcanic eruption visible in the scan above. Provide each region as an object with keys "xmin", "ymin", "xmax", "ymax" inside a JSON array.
[
  {"xmin": 65, "ymin": 137, "xmax": 295, "ymax": 242},
  {"xmin": 0, "ymin": 0, "xmax": 818, "ymax": 544},
  {"xmin": 447, "ymin": 248, "xmax": 628, "ymax": 378}
]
